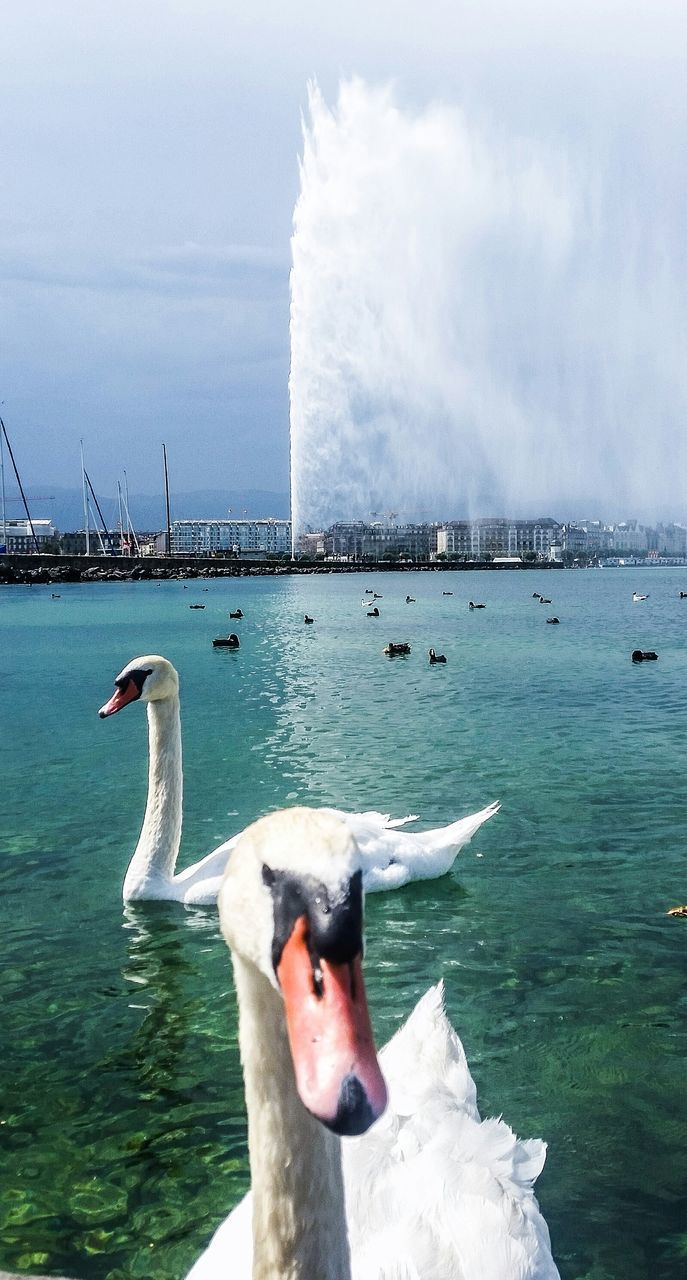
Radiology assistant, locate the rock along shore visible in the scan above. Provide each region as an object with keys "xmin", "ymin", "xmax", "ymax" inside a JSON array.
[{"xmin": 0, "ymin": 555, "xmax": 561, "ymax": 586}]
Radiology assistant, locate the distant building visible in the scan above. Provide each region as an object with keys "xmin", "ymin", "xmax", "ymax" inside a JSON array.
[
  {"xmin": 610, "ymin": 522, "xmax": 648, "ymax": 554},
  {"xmin": 2, "ymin": 518, "xmax": 57, "ymax": 553},
  {"xmin": 324, "ymin": 521, "xmax": 438, "ymax": 561},
  {"xmin": 561, "ymin": 522, "xmax": 613, "ymax": 556},
  {"xmin": 170, "ymin": 518, "xmax": 291, "ymax": 557},
  {"xmin": 438, "ymin": 517, "xmax": 560, "ymax": 559},
  {"xmin": 59, "ymin": 529, "xmax": 150, "ymax": 555},
  {"xmin": 655, "ymin": 523, "xmax": 687, "ymax": 556}
]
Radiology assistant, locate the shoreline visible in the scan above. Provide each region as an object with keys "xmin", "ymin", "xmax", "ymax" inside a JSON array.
[{"xmin": 0, "ymin": 554, "xmax": 561, "ymax": 585}]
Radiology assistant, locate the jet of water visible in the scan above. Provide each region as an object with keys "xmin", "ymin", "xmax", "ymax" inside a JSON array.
[{"xmin": 289, "ymin": 78, "xmax": 687, "ymax": 545}]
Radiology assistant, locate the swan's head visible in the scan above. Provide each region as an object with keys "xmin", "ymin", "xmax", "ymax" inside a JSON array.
[
  {"xmin": 98, "ymin": 655, "xmax": 179, "ymax": 718},
  {"xmin": 221, "ymin": 806, "xmax": 388, "ymax": 1137}
]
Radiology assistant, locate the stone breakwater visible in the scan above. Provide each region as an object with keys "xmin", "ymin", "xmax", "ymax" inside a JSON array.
[{"xmin": 0, "ymin": 555, "xmax": 559, "ymax": 585}]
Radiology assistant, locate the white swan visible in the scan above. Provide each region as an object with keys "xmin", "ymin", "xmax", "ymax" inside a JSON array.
[
  {"xmin": 99, "ymin": 655, "xmax": 500, "ymax": 905},
  {"xmin": 186, "ymin": 806, "xmax": 560, "ymax": 1280}
]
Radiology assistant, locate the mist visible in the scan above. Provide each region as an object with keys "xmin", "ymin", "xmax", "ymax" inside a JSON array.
[{"xmin": 289, "ymin": 78, "xmax": 687, "ymax": 539}]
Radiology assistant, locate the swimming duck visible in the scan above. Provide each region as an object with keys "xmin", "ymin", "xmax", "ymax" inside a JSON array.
[
  {"xmin": 405, "ymin": 595, "xmax": 416, "ymax": 603},
  {"xmin": 189, "ymin": 604, "xmax": 206, "ymax": 609},
  {"xmin": 212, "ymin": 633, "xmax": 240, "ymax": 649},
  {"xmin": 631, "ymin": 649, "xmax": 658, "ymax": 662},
  {"xmin": 229, "ymin": 609, "xmax": 243, "ymax": 619},
  {"xmin": 185, "ymin": 808, "xmax": 559, "ymax": 1280},
  {"xmin": 428, "ymin": 648, "xmax": 447, "ymax": 663},
  {"xmin": 304, "ymin": 614, "xmax": 315, "ymax": 624},
  {"xmin": 546, "ymin": 617, "xmax": 560, "ymax": 625},
  {"xmin": 442, "ymin": 590, "xmax": 454, "ymax": 596},
  {"xmin": 632, "ymin": 592, "xmax": 649, "ymax": 602},
  {"xmin": 384, "ymin": 641, "xmax": 411, "ymax": 656},
  {"xmin": 98, "ymin": 656, "xmax": 500, "ymax": 903},
  {"xmin": 468, "ymin": 601, "xmax": 486, "ymax": 610},
  {"xmin": 367, "ymin": 607, "xmax": 380, "ymax": 617}
]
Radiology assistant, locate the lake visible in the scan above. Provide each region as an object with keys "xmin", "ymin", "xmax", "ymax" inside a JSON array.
[{"xmin": 1, "ymin": 567, "xmax": 685, "ymax": 1279}]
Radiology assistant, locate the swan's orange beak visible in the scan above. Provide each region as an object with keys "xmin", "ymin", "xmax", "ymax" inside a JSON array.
[
  {"xmin": 98, "ymin": 678, "xmax": 141, "ymax": 718},
  {"xmin": 277, "ymin": 914, "xmax": 387, "ymax": 1135}
]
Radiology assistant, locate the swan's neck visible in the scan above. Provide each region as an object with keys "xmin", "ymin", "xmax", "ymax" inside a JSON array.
[
  {"xmin": 233, "ymin": 955, "xmax": 351, "ymax": 1280},
  {"xmin": 123, "ymin": 696, "xmax": 182, "ymax": 898}
]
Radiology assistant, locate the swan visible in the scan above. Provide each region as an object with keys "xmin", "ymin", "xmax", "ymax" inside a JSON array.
[
  {"xmin": 98, "ymin": 655, "xmax": 500, "ymax": 905},
  {"xmin": 186, "ymin": 807, "xmax": 560, "ymax": 1280}
]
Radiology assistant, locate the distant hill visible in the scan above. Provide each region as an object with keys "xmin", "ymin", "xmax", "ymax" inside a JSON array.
[{"xmin": 4, "ymin": 487, "xmax": 291, "ymax": 533}]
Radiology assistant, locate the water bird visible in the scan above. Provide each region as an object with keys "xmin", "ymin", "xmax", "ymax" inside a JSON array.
[
  {"xmin": 99, "ymin": 656, "xmax": 500, "ymax": 903},
  {"xmin": 304, "ymin": 614, "xmax": 315, "ymax": 624},
  {"xmin": 373, "ymin": 592, "xmax": 383, "ymax": 599},
  {"xmin": 667, "ymin": 904, "xmax": 687, "ymax": 916},
  {"xmin": 468, "ymin": 601, "xmax": 486, "ymax": 610},
  {"xmin": 539, "ymin": 598, "xmax": 552, "ymax": 605},
  {"xmin": 367, "ymin": 606, "xmax": 380, "ymax": 617},
  {"xmin": 532, "ymin": 592, "xmax": 542, "ymax": 599},
  {"xmin": 230, "ymin": 608, "xmax": 243, "ymax": 619},
  {"xmin": 631, "ymin": 649, "xmax": 658, "ymax": 662},
  {"xmin": 212, "ymin": 633, "xmax": 240, "ymax": 649},
  {"xmin": 546, "ymin": 617, "xmax": 560, "ymax": 625},
  {"xmin": 384, "ymin": 641, "xmax": 411, "ymax": 656},
  {"xmin": 680, "ymin": 592, "xmax": 687, "ymax": 599},
  {"xmin": 51, "ymin": 593, "xmax": 61, "ymax": 598},
  {"xmin": 185, "ymin": 808, "xmax": 558, "ymax": 1280},
  {"xmin": 189, "ymin": 604, "xmax": 205, "ymax": 609},
  {"xmin": 632, "ymin": 592, "xmax": 649, "ymax": 602},
  {"xmin": 428, "ymin": 648, "xmax": 447, "ymax": 663},
  {"xmin": 364, "ymin": 588, "xmax": 374, "ymax": 594},
  {"xmin": 405, "ymin": 594, "xmax": 416, "ymax": 603},
  {"xmin": 442, "ymin": 590, "xmax": 453, "ymax": 595}
]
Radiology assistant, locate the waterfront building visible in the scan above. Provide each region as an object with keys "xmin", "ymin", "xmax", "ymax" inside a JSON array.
[
  {"xmin": 324, "ymin": 521, "xmax": 439, "ymax": 561},
  {"xmin": 59, "ymin": 529, "xmax": 147, "ymax": 555},
  {"xmin": 437, "ymin": 517, "xmax": 560, "ymax": 559},
  {"xmin": 170, "ymin": 518, "xmax": 291, "ymax": 557},
  {"xmin": 610, "ymin": 522, "xmax": 648, "ymax": 554},
  {"xmin": 2, "ymin": 518, "xmax": 57, "ymax": 553},
  {"xmin": 654, "ymin": 523, "xmax": 687, "ymax": 556}
]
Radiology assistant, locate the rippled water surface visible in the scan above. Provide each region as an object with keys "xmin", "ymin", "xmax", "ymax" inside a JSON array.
[{"xmin": 1, "ymin": 569, "xmax": 686, "ymax": 1279}]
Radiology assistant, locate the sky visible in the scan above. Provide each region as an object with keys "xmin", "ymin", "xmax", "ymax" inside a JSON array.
[{"xmin": 3, "ymin": 1, "xmax": 687, "ymax": 518}]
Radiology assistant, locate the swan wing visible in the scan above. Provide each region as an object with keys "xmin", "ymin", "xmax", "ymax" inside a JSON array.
[
  {"xmin": 344, "ymin": 985, "xmax": 559, "ymax": 1280},
  {"xmin": 326, "ymin": 809, "xmax": 420, "ymax": 834},
  {"xmin": 354, "ymin": 802, "xmax": 501, "ymax": 893},
  {"xmin": 185, "ymin": 1192, "xmax": 252, "ymax": 1279},
  {"xmin": 173, "ymin": 833, "xmax": 243, "ymax": 905}
]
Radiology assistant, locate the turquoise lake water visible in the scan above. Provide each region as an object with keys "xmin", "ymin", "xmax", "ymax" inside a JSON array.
[{"xmin": 1, "ymin": 568, "xmax": 686, "ymax": 1279}]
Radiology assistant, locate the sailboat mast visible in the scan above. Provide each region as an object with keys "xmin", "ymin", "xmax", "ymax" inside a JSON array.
[
  {"xmin": 0, "ymin": 424, "xmax": 6, "ymax": 554},
  {"xmin": 123, "ymin": 468, "xmax": 140, "ymax": 554},
  {"xmin": 162, "ymin": 443, "xmax": 172, "ymax": 556},
  {"xmin": 83, "ymin": 470, "xmax": 116, "ymax": 554},
  {"xmin": 1, "ymin": 416, "xmax": 39, "ymax": 553},
  {"xmin": 80, "ymin": 440, "xmax": 90, "ymax": 556},
  {"xmin": 117, "ymin": 480, "xmax": 125, "ymax": 554}
]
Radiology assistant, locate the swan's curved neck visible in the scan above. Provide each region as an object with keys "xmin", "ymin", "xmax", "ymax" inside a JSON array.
[
  {"xmin": 123, "ymin": 695, "xmax": 182, "ymax": 898},
  {"xmin": 233, "ymin": 955, "xmax": 351, "ymax": 1280}
]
